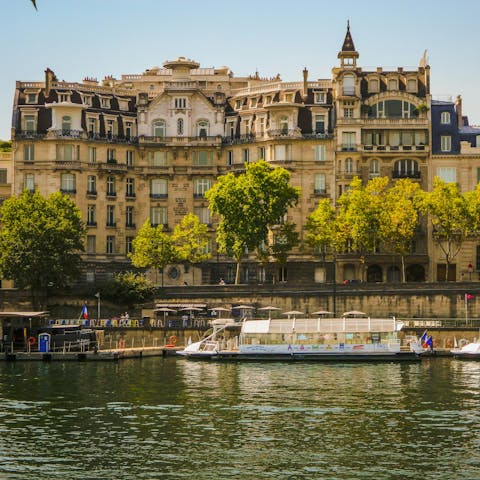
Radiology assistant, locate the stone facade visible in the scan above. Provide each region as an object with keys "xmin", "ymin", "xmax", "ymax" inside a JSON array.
[{"xmin": 9, "ymin": 25, "xmax": 480, "ymax": 286}]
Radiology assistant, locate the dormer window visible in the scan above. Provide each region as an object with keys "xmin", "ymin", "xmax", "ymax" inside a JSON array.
[
  {"xmin": 25, "ymin": 91, "xmax": 39, "ymax": 104},
  {"xmin": 441, "ymin": 111, "xmax": 451, "ymax": 124},
  {"xmin": 343, "ymin": 74, "xmax": 355, "ymax": 95},
  {"xmin": 100, "ymin": 97, "xmax": 111, "ymax": 108},
  {"xmin": 250, "ymin": 98, "xmax": 257, "ymax": 108},
  {"xmin": 174, "ymin": 97, "xmax": 187, "ymax": 109},
  {"xmin": 197, "ymin": 120, "xmax": 209, "ymax": 138},
  {"xmin": 58, "ymin": 92, "xmax": 71, "ymax": 103},
  {"xmin": 265, "ymin": 96, "xmax": 272, "ymax": 105},
  {"xmin": 235, "ymin": 99, "xmax": 242, "ymax": 110},
  {"xmin": 314, "ymin": 92, "xmax": 326, "ymax": 104},
  {"xmin": 407, "ymin": 78, "xmax": 418, "ymax": 93},
  {"xmin": 153, "ymin": 119, "xmax": 166, "ymax": 138},
  {"xmin": 284, "ymin": 93, "xmax": 293, "ymax": 103},
  {"xmin": 368, "ymin": 78, "xmax": 379, "ymax": 93},
  {"xmin": 388, "ymin": 78, "xmax": 398, "ymax": 91},
  {"xmin": 81, "ymin": 94, "xmax": 93, "ymax": 106},
  {"xmin": 62, "ymin": 116, "xmax": 71, "ymax": 133},
  {"xmin": 279, "ymin": 116, "xmax": 289, "ymax": 134},
  {"xmin": 118, "ymin": 98, "xmax": 129, "ymax": 111}
]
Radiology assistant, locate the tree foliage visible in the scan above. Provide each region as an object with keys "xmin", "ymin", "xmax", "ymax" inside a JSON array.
[
  {"xmin": 205, "ymin": 161, "xmax": 299, "ymax": 283},
  {"xmin": 129, "ymin": 221, "xmax": 177, "ymax": 285},
  {"xmin": 0, "ymin": 191, "xmax": 86, "ymax": 307},
  {"xmin": 172, "ymin": 213, "xmax": 211, "ymax": 265},
  {"xmin": 103, "ymin": 272, "xmax": 156, "ymax": 308},
  {"xmin": 378, "ymin": 179, "xmax": 423, "ymax": 282},
  {"xmin": 422, "ymin": 177, "xmax": 471, "ymax": 280},
  {"xmin": 305, "ymin": 198, "xmax": 338, "ymax": 257}
]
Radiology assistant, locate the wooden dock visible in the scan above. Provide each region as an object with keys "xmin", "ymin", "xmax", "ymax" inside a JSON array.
[{"xmin": 1, "ymin": 346, "xmax": 182, "ymax": 362}]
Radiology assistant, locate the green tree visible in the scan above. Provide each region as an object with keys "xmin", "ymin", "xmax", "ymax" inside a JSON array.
[
  {"xmin": 172, "ymin": 213, "xmax": 211, "ymax": 284},
  {"xmin": 270, "ymin": 222, "xmax": 299, "ymax": 273},
  {"xmin": 0, "ymin": 140, "xmax": 12, "ymax": 152},
  {"xmin": 379, "ymin": 179, "xmax": 423, "ymax": 282},
  {"xmin": 129, "ymin": 220, "xmax": 177, "ymax": 286},
  {"xmin": 422, "ymin": 177, "xmax": 470, "ymax": 281},
  {"xmin": 306, "ymin": 198, "xmax": 338, "ymax": 257},
  {"xmin": 103, "ymin": 272, "xmax": 156, "ymax": 308},
  {"xmin": 0, "ymin": 191, "xmax": 86, "ymax": 308},
  {"xmin": 205, "ymin": 160, "xmax": 299, "ymax": 284},
  {"xmin": 336, "ymin": 177, "xmax": 389, "ymax": 281}
]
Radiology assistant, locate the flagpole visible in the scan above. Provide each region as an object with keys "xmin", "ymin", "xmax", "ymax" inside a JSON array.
[{"xmin": 465, "ymin": 293, "xmax": 468, "ymax": 325}]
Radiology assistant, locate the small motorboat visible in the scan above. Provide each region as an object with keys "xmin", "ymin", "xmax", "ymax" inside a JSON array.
[{"xmin": 451, "ymin": 342, "xmax": 480, "ymax": 359}]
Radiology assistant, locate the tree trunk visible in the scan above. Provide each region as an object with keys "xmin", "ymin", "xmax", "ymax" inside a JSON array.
[
  {"xmin": 235, "ymin": 260, "xmax": 241, "ymax": 285},
  {"xmin": 401, "ymin": 255, "xmax": 406, "ymax": 283}
]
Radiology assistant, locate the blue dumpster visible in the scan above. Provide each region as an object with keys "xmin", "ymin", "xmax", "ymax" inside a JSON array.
[{"xmin": 38, "ymin": 333, "xmax": 51, "ymax": 352}]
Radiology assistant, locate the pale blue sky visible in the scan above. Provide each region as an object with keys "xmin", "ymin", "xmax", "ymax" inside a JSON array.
[{"xmin": 1, "ymin": 0, "xmax": 479, "ymax": 139}]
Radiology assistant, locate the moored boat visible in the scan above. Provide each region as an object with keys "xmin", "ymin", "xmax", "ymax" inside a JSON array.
[
  {"xmin": 178, "ymin": 312, "xmax": 423, "ymax": 361},
  {"xmin": 451, "ymin": 342, "xmax": 480, "ymax": 359}
]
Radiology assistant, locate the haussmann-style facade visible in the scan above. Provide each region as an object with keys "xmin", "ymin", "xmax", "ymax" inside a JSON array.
[{"xmin": 10, "ymin": 24, "xmax": 480, "ymax": 286}]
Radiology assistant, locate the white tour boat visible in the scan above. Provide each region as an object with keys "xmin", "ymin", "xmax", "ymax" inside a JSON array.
[{"xmin": 178, "ymin": 312, "xmax": 423, "ymax": 361}]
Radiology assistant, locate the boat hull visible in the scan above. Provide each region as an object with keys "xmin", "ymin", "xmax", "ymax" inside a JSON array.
[{"xmin": 178, "ymin": 351, "xmax": 420, "ymax": 362}]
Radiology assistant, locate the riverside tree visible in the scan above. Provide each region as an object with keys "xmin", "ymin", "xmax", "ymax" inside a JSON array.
[
  {"xmin": 423, "ymin": 177, "xmax": 471, "ymax": 281},
  {"xmin": 129, "ymin": 220, "xmax": 177, "ymax": 286},
  {"xmin": 172, "ymin": 213, "xmax": 211, "ymax": 284},
  {"xmin": 205, "ymin": 161, "xmax": 299, "ymax": 284},
  {"xmin": 378, "ymin": 178, "xmax": 423, "ymax": 282},
  {"xmin": 0, "ymin": 190, "xmax": 86, "ymax": 308}
]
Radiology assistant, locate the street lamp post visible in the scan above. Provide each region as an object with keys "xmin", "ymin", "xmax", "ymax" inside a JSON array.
[{"xmin": 95, "ymin": 292, "xmax": 101, "ymax": 323}]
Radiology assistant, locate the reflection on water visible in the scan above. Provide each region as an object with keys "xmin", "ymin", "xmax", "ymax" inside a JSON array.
[{"xmin": 0, "ymin": 358, "xmax": 479, "ymax": 479}]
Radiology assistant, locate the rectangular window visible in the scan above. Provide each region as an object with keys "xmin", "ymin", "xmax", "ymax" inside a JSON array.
[
  {"xmin": 56, "ymin": 144, "xmax": 77, "ymax": 162},
  {"xmin": 106, "ymin": 176, "xmax": 116, "ymax": 196},
  {"xmin": 193, "ymin": 151, "xmax": 213, "ymax": 166},
  {"xmin": 258, "ymin": 146, "xmax": 265, "ymax": 160},
  {"xmin": 150, "ymin": 178, "xmax": 168, "ymax": 197},
  {"xmin": 24, "ymin": 174, "xmax": 34, "ymax": 192},
  {"xmin": 126, "ymin": 178, "xmax": 135, "ymax": 197},
  {"xmin": 101, "ymin": 97, "xmax": 111, "ymax": 108},
  {"xmin": 242, "ymin": 149, "xmax": 249, "ymax": 163},
  {"xmin": 0, "ymin": 169, "xmax": 7, "ymax": 184},
  {"xmin": 24, "ymin": 144, "xmax": 35, "ymax": 161},
  {"xmin": 344, "ymin": 108, "xmax": 354, "ymax": 118},
  {"xmin": 194, "ymin": 178, "xmax": 212, "ymax": 197},
  {"xmin": 315, "ymin": 115, "xmax": 325, "ymax": 134},
  {"xmin": 26, "ymin": 93, "xmax": 37, "ymax": 104},
  {"xmin": 441, "ymin": 112, "xmax": 451, "ymax": 124},
  {"xmin": 149, "ymin": 151, "xmax": 167, "ymax": 166},
  {"xmin": 314, "ymin": 145, "xmax": 326, "ymax": 161},
  {"xmin": 368, "ymin": 79, "xmax": 379, "ymax": 93},
  {"xmin": 126, "ymin": 236, "xmax": 134, "ymax": 255},
  {"xmin": 407, "ymin": 78, "xmax": 417, "ymax": 92},
  {"xmin": 87, "ymin": 235, "xmax": 96, "ymax": 254},
  {"xmin": 126, "ymin": 150, "xmax": 134, "ymax": 166},
  {"xmin": 150, "ymin": 206, "xmax": 167, "ymax": 227},
  {"xmin": 342, "ymin": 132, "xmax": 356, "ymax": 151},
  {"xmin": 314, "ymin": 92, "xmax": 326, "ymax": 104},
  {"xmin": 388, "ymin": 78, "xmax": 398, "ymax": 90},
  {"xmin": 477, "ymin": 167, "xmax": 480, "ymax": 185},
  {"xmin": 87, "ymin": 118, "xmax": 97, "ymax": 135},
  {"xmin": 87, "ymin": 175, "xmax": 96, "ymax": 194},
  {"xmin": 227, "ymin": 150, "xmax": 234, "ymax": 165},
  {"xmin": 107, "ymin": 205, "xmax": 116, "ymax": 226},
  {"xmin": 87, "ymin": 204, "xmax": 96, "ymax": 226},
  {"xmin": 88, "ymin": 146, "xmax": 96, "ymax": 163},
  {"xmin": 194, "ymin": 206, "xmax": 211, "ymax": 225},
  {"xmin": 174, "ymin": 97, "xmax": 187, "ymax": 109},
  {"xmin": 274, "ymin": 145, "xmax": 287, "ymax": 161},
  {"xmin": 60, "ymin": 173, "xmax": 76, "ymax": 193},
  {"xmin": 126, "ymin": 206, "xmax": 135, "ymax": 227},
  {"xmin": 106, "ymin": 236, "xmax": 115, "ymax": 254},
  {"xmin": 314, "ymin": 174, "xmax": 326, "ymax": 194},
  {"xmin": 107, "ymin": 148, "xmax": 116, "ymax": 162},
  {"xmin": 441, "ymin": 136, "xmax": 452, "ymax": 152},
  {"xmin": 436, "ymin": 167, "xmax": 456, "ymax": 183},
  {"xmin": 24, "ymin": 114, "xmax": 36, "ymax": 132}
]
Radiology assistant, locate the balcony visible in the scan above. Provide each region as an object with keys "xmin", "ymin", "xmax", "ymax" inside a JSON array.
[
  {"xmin": 363, "ymin": 145, "xmax": 428, "ymax": 153},
  {"xmin": 341, "ymin": 144, "xmax": 357, "ymax": 151},
  {"xmin": 268, "ymin": 129, "xmax": 302, "ymax": 139},
  {"xmin": 302, "ymin": 132, "xmax": 334, "ymax": 140},
  {"xmin": 392, "ymin": 170, "xmax": 421, "ymax": 179},
  {"xmin": 139, "ymin": 135, "xmax": 221, "ymax": 146},
  {"xmin": 106, "ymin": 222, "xmax": 117, "ymax": 228},
  {"xmin": 125, "ymin": 192, "xmax": 136, "ymax": 199},
  {"xmin": 87, "ymin": 132, "xmax": 138, "ymax": 144},
  {"xmin": 14, "ymin": 131, "xmax": 45, "ymax": 140},
  {"xmin": 50, "ymin": 129, "xmax": 83, "ymax": 139},
  {"xmin": 54, "ymin": 160, "xmax": 82, "ymax": 171},
  {"xmin": 222, "ymin": 134, "xmax": 257, "ymax": 145},
  {"xmin": 60, "ymin": 188, "xmax": 76, "ymax": 194},
  {"xmin": 150, "ymin": 193, "xmax": 168, "ymax": 199},
  {"xmin": 97, "ymin": 162, "xmax": 128, "ymax": 174},
  {"xmin": 125, "ymin": 223, "xmax": 136, "ymax": 229},
  {"xmin": 86, "ymin": 190, "xmax": 97, "ymax": 196},
  {"xmin": 86, "ymin": 221, "xmax": 97, "ymax": 227},
  {"xmin": 106, "ymin": 191, "xmax": 117, "ymax": 198}
]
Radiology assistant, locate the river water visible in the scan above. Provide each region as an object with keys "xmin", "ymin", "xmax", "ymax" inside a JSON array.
[{"xmin": 0, "ymin": 357, "xmax": 479, "ymax": 479}]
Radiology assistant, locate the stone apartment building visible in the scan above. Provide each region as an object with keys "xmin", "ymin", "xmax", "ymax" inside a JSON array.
[{"xmin": 10, "ymin": 24, "xmax": 480, "ymax": 286}]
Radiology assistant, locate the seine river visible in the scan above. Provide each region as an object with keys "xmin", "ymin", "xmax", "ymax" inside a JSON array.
[{"xmin": 0, "ymin": 357, "xmax": 479, "ymax": 479}]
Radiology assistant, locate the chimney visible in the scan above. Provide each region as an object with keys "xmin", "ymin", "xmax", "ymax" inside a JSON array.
[
  {"xmin": 456, "ymin": 95, "xmax": 463, "ymax": 128},
  {"xmin": 45, "ymin": 68, "xmax": 57, "ymax": 97},
  {"xmin": 302, "ymin": 67, "xmax": 308, "ymax": 98}
]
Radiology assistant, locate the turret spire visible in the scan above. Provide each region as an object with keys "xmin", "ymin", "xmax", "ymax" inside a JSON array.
[{"xmin": 338, "ymin": 21, "xmax": 359, "ymax": 67}]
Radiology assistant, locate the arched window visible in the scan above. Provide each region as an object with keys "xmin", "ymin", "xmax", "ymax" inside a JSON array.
[
  {"xmin": 367, "ymin": 265, "xmax": 383, "ymax": 283},
  {"xmin": 152, "ymin": 120, "xmax": 166, "ymax": 138},
  {"xmin": 177, "ymin": 118, "xmax": 184, "ymax": 136},
  {"xmin": 370, "ymin": 100, "xmax": 417, "ymax": 119},
  {"xmin": 62, "ymin": 115, "xmax": 71, "ymax": 133},
  {"xmin": 197, "ymin": 120, "xmax": 209, "ymax": 138},
  {"xmin": 279, "ymin": 116, "xmax": 289, "ymax": 134},
  {"xmin": 345, "ymin": 157, "xmax": 353, "ymax": 173},
  {"xmin": 394, "ymin": 159, "xmax": 419, "ymax": 178},
  {"xmin": 343, "ymin": 74, "xmax": 355, "ymax": 95}
]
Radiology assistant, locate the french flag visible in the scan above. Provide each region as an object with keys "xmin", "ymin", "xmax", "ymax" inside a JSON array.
[{"xmin": 81, "ymin": 304, "xmax": 89, "ymax": 319}]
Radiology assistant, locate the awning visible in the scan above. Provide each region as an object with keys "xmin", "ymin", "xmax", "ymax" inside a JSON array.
[{"xmin": 0, "ymin": 311, "xmax": 49, "ymax": 317}]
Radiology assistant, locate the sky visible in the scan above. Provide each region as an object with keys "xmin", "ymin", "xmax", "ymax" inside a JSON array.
[{"xmin": 1, "ymin": 0, "xmax": 480, "ymax": 140}]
